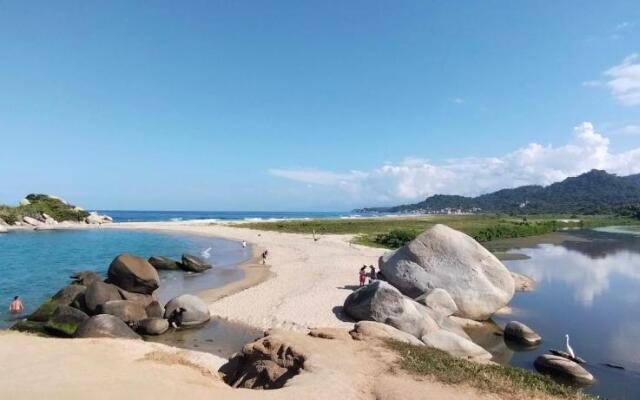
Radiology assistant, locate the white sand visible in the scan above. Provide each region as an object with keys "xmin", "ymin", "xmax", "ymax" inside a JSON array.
[{"xmin": 107, "ymin": 221, "xmax": 385, "ymax": 331}]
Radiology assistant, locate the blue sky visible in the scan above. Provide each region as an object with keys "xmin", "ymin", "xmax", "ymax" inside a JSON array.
[{"xmin": 1, "ymin": 1, "xmax": 639, "ymax": 211}]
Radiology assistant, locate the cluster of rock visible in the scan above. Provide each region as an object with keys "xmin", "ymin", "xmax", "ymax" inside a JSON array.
[
  {"xmin": 343, "ymin": 225, "xmax": 517, "ymax": 363},
  {"xmin": 12, "ymin": 253, "xmax": 211, "ymax": 339},
  {"xmin": 148, "ymin": 254, "xmax": 212, "ymax": 273}
]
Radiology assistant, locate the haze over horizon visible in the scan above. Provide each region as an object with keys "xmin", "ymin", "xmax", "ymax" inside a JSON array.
[{"xmin": 1, "ymin": 2, "xmax": 639, "ymax": 211}]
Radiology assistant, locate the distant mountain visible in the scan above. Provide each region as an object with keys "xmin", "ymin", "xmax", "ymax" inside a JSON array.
[{"xmin": 357, "ymin": 170, "xmax": 640, "ymax": 214}]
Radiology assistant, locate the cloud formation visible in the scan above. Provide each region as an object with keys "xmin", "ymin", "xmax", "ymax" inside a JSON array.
[
  {"xmin": 269, "ymin": 122, "xmax": 640, "ymax": 205},
  {"xmin": 597, "ymin": 54, "xmax": 640, "ymax": 106}
]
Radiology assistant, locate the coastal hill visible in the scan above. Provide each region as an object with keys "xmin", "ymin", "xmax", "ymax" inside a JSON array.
[
  {"xmin": 357, "ymin": 170, "xmax": 640, "ymax": 215},
  {"xmin": 0, "ymin": 194, "xmax": 111, "ymax": 227}
]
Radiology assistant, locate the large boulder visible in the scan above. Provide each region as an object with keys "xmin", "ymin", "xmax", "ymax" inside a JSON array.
[
  {"xmin": 117, "ymin": 288, "xmax": 154, "ymax": 307},
  {"xmin": 52, "ymin": 285, "xmax": 86, "ymax": 306},
  {"xmin": 84, "ymin": 281, "xmax": 123, "ymax": 315},
  {"xmin": 421, "ymin": 330, "xmax": 493, "ymax": 362},
  {"xmin": 44, "ymin": 305, "xmax": 89, "ymax": 337},
  {"xmin": 148, "ymin": 256, "xmax": 181, "ymax": 270},
  {"xmin": 70, "ymin": 271, "xmax": 102, "ymax": 286},
  {"xmin": 343, "ymin": 281, "xmax": 439, "ymax": 339},
  {"xmin": 379, "ymin": 224, "xmax": 515, "ymax": 320},
  {"xmin": 137, "ymin": 318, "xmax": 169, "ymax": 336},
  {"xmin": 180, "ymin": 254, "xmax": 212, "ymax": 273},
  {"xmin": 164, "ymin": 294, "xmax": 210, "ymax": 328},
  {"xmin": 534, "ymin": 354, "xmax": 594, "ymax": 384},
  {"xmin": 350, "ymin": 321, "xmax": 425, "ymax": 346},
  {"xmin": 23, "ymin": 216, "xmax": 43, "ymax": 226},
  {"xmin": 74, "ymin": 314, "xmax": 141, "ymax": 339},
  {"xmin": 415, "ymin": 288, "xmax": 458, "ymax": 317},
  {"xmin": 100, "ymin": 300, "xmax": 148, "ymax": 324},
  {"xmin": 85, "ymin": 212, "xmax": 113, "ymax": 224},
  {"xmin": 107, "ymin": 254, "xmax": 160, "ymax": 295},
  {"xmin": 504, "ymin": 321, "xmax": 541, "ymax": 345},
  {"xmin": 27, "ymin": 299, "xmax": 59, "ymax": 322},
  {"xmin": 145, "ymin": 301, "xmax": 165, "ymax": 319}
]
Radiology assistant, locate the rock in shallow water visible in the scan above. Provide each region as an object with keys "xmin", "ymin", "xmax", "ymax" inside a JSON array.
[
  {"xmin": 503, "ymin": 321, "xmax": 541, "ymax": 345},
  {"xmin": 164, "ymin": 294, "xmax": 210, "ymax": 328},
  {"xmin": 84, "ymin": 281, "xmax": 123, "ymax": 315},
  {"xmin": 108, "ymin": 254, "xmax": 160, "ymax": 295},
  {"xmin": 148, "ymin": 256, "xmax": 181, "ymax": 270},
  {"xmin": 343, "ymin": 280, "xmax": 439, "ymax": 339},
  {"xmin": 379, "ymin": 224, "xmax": 515, "ymax": 320},
  {"xmin": 534, "ymin": 354, "xmax": 594, "ymax": 384},
  {"xmin": 137, "ymin": 318, "xmax": 169, "ymax": 335},
  {"xmin": 100, "ymin": 300, "xmax": 148, "ymax": 324},
  {"xmin": 180, "ymin": 254, "xmax": 212, "ymax": 273},
  {"xmin": 74, "ymin": 314, "xmax": 140, "ymax": 339},
  {"xmin": 145, "ymin": 301, "xmax": 165, "ymax": 319}
]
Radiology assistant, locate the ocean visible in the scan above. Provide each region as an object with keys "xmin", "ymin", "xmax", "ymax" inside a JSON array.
[{"xmin": 99, "ymin": 210, "xmax": 352, "ymax": 222}]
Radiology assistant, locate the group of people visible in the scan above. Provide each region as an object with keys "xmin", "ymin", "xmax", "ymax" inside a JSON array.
[{"xmin": 359, "ymin": 265, "xmax": 377, "ymax": 286}]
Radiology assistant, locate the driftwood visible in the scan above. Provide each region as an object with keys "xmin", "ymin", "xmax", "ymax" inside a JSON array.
[{"xmin": 549, "ymin": 349, "xmax": 586, "ymax": 364}]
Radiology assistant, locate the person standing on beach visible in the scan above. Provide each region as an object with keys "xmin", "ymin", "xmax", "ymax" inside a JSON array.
[
  {"xmin": 262, "ymin": 250, "xmax": 268, "ymax": 264},
  {"xmin": 369, "ymin": 265, "xmax": 377, "ymax": 283},
  {"xmin": 359, "ymin": 266, "xmax": 367, "ymax": 287},
  {"xmin": 9, "ymin": 296, "xmax": 23, "ymax": 315}
]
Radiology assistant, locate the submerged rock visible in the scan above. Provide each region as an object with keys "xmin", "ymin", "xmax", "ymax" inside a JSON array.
[
  {"xmin": 379, "ymin": 224, "xmax": 515, "ymax": 320},
  {"xmin": 421, "ymin": 330, "xmax": 493, "ymax": 362},
  {"xmin": 44, "ymin": 305, "xmax": 89, "ymax": 337},
  {"xmin": 148, "ymin": 256, "xmax": 181, "ymax": 270},
  {"xmin": 74, "ymin": 314, "xmax": 140, "ymax": 339},
  {"xmin": 164, "ymin": 294, "xmax": 210, "ymax": 328},
  {"xmin": 180, "ymin": 254, "xmax": 212, "ymax": 273},
  {"xmin": 343, "ymin": 280, "xmax": 439, "ymax": 339},
  {"xmin": 503, "ymin": 321, "xmax": 541, "ymax": 345},
  {"xmin": 534, "ymin": 354, "xmax": 594, "ymax": 384},
  {"xmin": 107, "ymin": 254, "xmax": 160, "ymax": 295}
]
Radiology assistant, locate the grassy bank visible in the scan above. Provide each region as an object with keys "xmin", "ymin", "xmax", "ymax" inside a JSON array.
[
  {"xmin": 387, "ymin": 340, "xmax": 595, "ymax": 399},
  {"xmin": 0, "ymin": 194, "xmax": 88, "ymax": 224},
  {"xmin": 240, "ymin": 214, "xmax": 637, "ymax": 248}
]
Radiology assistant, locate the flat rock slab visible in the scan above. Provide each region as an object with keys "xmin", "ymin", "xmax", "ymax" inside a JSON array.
[{"xmin": 534, "ymin": 354, "xmax": 594, "ymax": 384}]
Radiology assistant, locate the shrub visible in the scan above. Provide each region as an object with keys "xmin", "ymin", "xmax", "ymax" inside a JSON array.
[{"xmin": 374, "ymin": 229, "xmax": 418, "ymax": 248}]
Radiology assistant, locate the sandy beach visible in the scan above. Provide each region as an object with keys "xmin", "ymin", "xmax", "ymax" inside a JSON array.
[{"xmin": 105, "ymin": 220, "xmax": 385, "ymax": 331}]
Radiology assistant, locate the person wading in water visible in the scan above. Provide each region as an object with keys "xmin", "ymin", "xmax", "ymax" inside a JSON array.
[{"xmin": 9, "ymin": 296, "xmax": 23, "ymax": 315}]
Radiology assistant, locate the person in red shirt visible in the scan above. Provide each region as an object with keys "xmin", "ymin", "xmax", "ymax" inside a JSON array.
[{"xmin": 359, "ymin": 266, "xmax": 367, "ymax": 287}]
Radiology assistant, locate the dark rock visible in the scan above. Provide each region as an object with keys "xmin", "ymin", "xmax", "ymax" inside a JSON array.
[
  {"xmin": 11, "ymin": 320, "xmax": 47, "ymax": 335},
  {"xmin": 70, "ymin": 271, "xmax": 102, "ymax": 286},
  {"xmin": 145, "ymin": 301, "xmax": 165, "ymax": 319},
  {"xmin": 504, "ymin": 321, "xmax": 541, "ymax": 345},
  {"xmin": 180, "ymin": 254, "xmax": 212, "ymax": 273},
  {"xmin": 100, "ymin": 300, "xmax": 148, "ymax": 323},
  {"xmin": 27, "ymin": 299, "xmax": 59, "ymax": 322},
  {"xmin": 343, "ymin": 280, "xmax": 438, "ymax": 339},
  {"xmin": 107, "ymin": 253, "xmax": 160, "ymax": 294},
  {"xmin": 52, "ymin": 285, "xmax": 86, "ymax": 306},
  {"xmin": 164, "ymin": 294, "xmax": 210, "ymax": 328},
  {"xmin": 74, "ymin": 314, "xmax": 141, "ymax": 339},
  {"xmin": 44, "ymin": 305, "xmax": 89, "ymax": 337},
  {"xmin": 137, "ymin": 318, "xmax": 169, "ymax": 335},
  {"xmin": 534, "ymin": 354, "xmax": 594, "ymax": 384},
  {"xmin": 148, "ymin": 256, "xmax": 181, "ymax": 270},
  {"xmin": 549, "ymin": 349, "xmax": 587, "ymax": 364},
  {"xmin": 117, "ymin": 288, "xmax": 154, "ymax": 307},
  {"xmin": 84, "ymin": 281, "xmax": 123, "ymax": 315}
]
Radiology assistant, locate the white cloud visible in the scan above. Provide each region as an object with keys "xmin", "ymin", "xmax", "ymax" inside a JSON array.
[
  {"xmin": 450, "ymin": 97, "xmax": 465, "ymax": 105},
  {"xmin": 269, "ymin": 122, "xmax": 640, "ymax": 205},
  {"xmin": 603, "ymin": 54, "xmax": 640, "ymax": 106},
  {"xmin": 613, "ymin": 124, "xmax": 640, "ymax": 136}
]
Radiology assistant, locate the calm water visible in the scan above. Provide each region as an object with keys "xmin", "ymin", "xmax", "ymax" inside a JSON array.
[
  {"xmin": 488, "ymin": 227, "xmax": 640, "ymax": 400},
  {"xmin": 100, "ymin": 210, "xmax": 352, "ymax": 222},
  {"xmin": 0, "ymin": 229, "xmax": 250, "ymax": 328}
]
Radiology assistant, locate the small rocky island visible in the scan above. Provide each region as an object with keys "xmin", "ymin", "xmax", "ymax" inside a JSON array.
[{"xmin": 0, "ymin": 194, "xmax": 112, "ymax": 231}]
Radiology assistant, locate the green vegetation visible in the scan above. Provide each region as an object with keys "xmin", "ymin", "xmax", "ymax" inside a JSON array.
[
  {"xmin": 44, "ymin": 321, "xmax": 79, "ymax": 337},
  {"xmin": 240, "ymin": 214, "xmax": 638, "ymax": 248},
  {"xmin": 0, "ymin": 194, "xmax": 88, "ymax": 224},
  {"xmin": 27, "ymin": 299, "xmax": 59, "ymax": 322},
  {"xmin": 387, "ymin": 340, "xmax": 596, "ymax": 399},
  {"xmin": 10, "ymin": 320, "xmax": 47, "ymax": 335}
]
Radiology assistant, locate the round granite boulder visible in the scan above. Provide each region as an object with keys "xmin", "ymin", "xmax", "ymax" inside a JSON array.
[
  {"xmin": 44, "ymin": 305, "xmax": 89, "ymax": 337},
  {"xmin": 504, "ymin": 321, "xmax": 541, "ymax": 345},
  {"xmin": 343, "ymin": 280, "xmax": 439, "ymax": 339},
  {"xmin": 52, "ymin": 285, "xmax": 86, "ymax": 306},
  {"xmin": 137, "ymin": 318, "xmax": 169, "ymax": 335},
  {"xmin": 379, "ymin": 224, "xmax": 515, "ymax": 320},
  {"xmin": 108, "ymin": 254, "xmax": 160, "ymax": 295},
  {"xmin": 148, "ymin": 256, "xmax": 181, "ymax": 270},
  {"xmin": 534, "ymin": 354, "xmax": 594, "ymax": 384},
  {"xmin": 100, "ymin": 300, "xmax": 148, "ymax": 324},
  {"xmin": 164, "ymin": 294, "xmax": 210, "ymax": 328},
  {"xmin": 69, "ymin": 271, "xmax": 102, "ymax": 287},
  {"xmin": 145, "ymin": 300, "xmax": 165, "ymax": 319},
  {"xmin": 84, "ymin": 281, "xmax": 123, "ymax": 315},
  {"xmin": 180, "ymin": 254, "xmax": 212, "ymax": 273},
  {"xmin": 74, "ymin": 314, "xmax": 141, "ymax": 339}
]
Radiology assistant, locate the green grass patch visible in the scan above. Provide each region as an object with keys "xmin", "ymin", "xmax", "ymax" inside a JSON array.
[
  {"xmin": 386, "ymin": 340, "xmax": 595, "ymax": 399},
  {"xmin": 27, "ymin": 299, "xmax": 59, "ymax": 322},
  {"xmin": 240, "ymin": 214, "xmax": 638, "ymax": 249}
]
